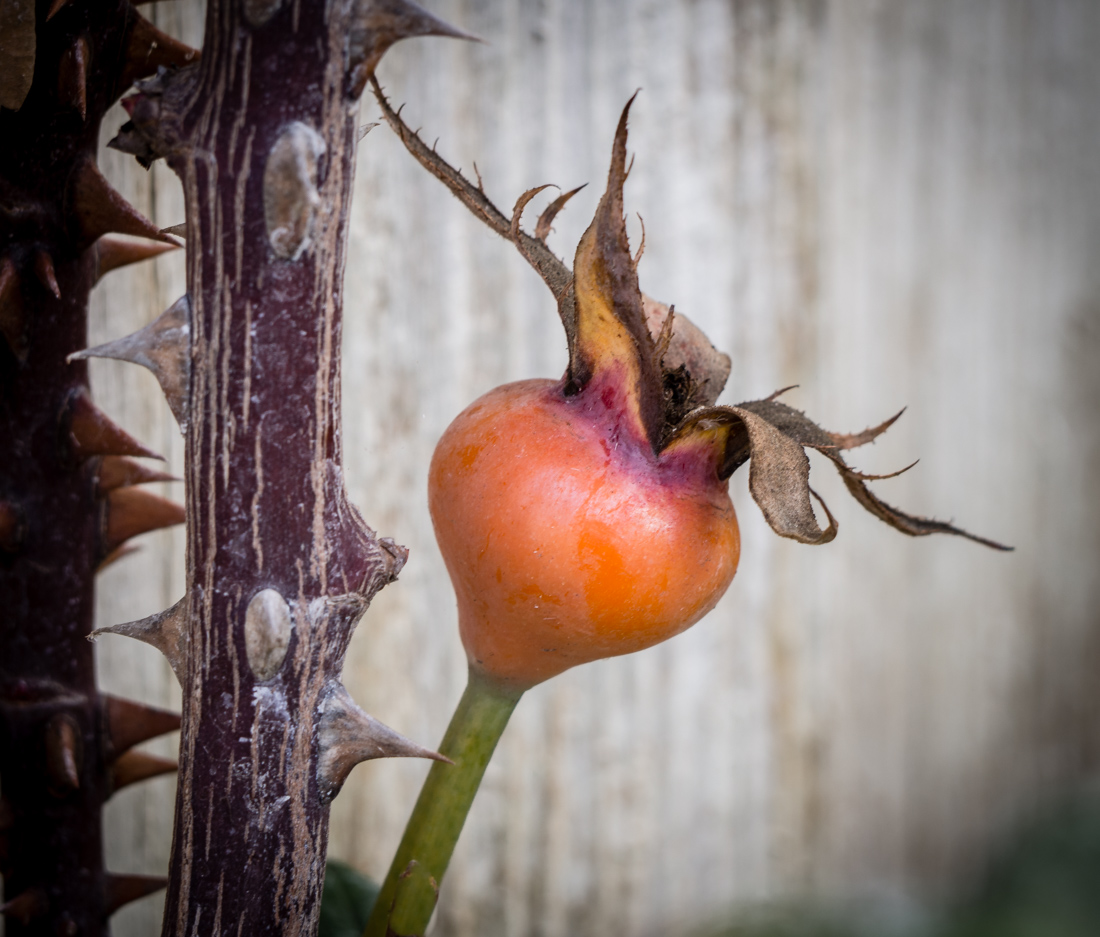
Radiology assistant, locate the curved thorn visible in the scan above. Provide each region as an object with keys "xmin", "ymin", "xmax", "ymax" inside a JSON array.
[
  {"xmin": 105, "ymin": 874, "xmax": 168, "ymax": 915},
  {"xmin": 316, "ymin": 684, "xmax": 449, "ymax": 804},
  {"xmin": 33, "ymin": 250, "xmax": 61, "ymax": 298},
  {"xmin": 118, "ymin": 13, "xmax": 200, "ymax": 94},
  {"xmin": 94, "ymin": 235, "xmax": 179, "ymax": 281},
  {"xmin": 69, "ymin": 295, "xmax": 191, "ymax": 429},
  {"xmin": 0, "ymin": 256, "xmax": 27, "ymax": 360},
  {"xmin": 64, "ymin": 389, "xmax": 164, "ymax": 462},
  {"xmin": 104, "ymin": 486, "xmax": 185, "ymax": 553},
  {"xmin": 45, "ymin": 715, "xmax": 83, "ymax": 795},
  {"xmin": 1, "ymin": 889, "xmax": 47, "ymax": 924},
  {"xmin": 89, "ymin": 598, "xmax": 187, "ymax": 682},
  {"xmin": 95, "ymin": 455, "xmax": 178, "ymax": 495},
  {"xmin": 111, "ymin": 749, "xmax": 177, "ymax": 792},
  {"xmin": 104, "ymin": 695, "xmax": 181, "ymax": 758},
  {"xmin": 57, "ymin": 35, "xmax": 89, "ymax": 120},
  {"xmin": 70, "ymin": 157, "xmax": 174, "ymax": 247}
]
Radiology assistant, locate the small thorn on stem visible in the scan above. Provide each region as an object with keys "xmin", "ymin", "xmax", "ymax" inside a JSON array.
[
  {"xmin": 45, "ymin": 714, "xmax": 83, "ymax": 796},
  {"xmin": 105, "ymin": 874, "xmax": 168, "ymax": 915},
  {"xmin": 0, "ymin": 889, "xmax": 47, "ymax": 924},
  {"xmin": 33, "ymin": 250, "xmax": 61, "ymax": 298},
  {"xmin": 111, "ymin": 749, "xmax": 178, "ymax": 792}
]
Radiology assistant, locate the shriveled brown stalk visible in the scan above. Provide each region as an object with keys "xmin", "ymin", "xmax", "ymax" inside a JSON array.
[
  {"xmin": 1, "ymin": 0, "xmax": 194, "ymax": 933},
  {"xmin": 82, "ymin": 1, "xmax": 477, "ymax": 934},
  {"xmin": 370, "ymin": 82, "xmax": 1011, "ymax": 551}
]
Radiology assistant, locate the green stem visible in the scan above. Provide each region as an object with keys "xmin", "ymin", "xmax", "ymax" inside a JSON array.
[{"xmin": 363, "ymin": 669, "xmax": 522, "ymax": 937}]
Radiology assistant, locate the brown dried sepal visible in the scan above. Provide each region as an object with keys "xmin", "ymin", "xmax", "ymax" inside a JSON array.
[
  {"xmin": 372, "ymin": 84, "xmax": 732, "ymax": 429},
  {"xmin": 664, "ymin": 395, "xmax": 1011, "ymax": 549},
  {"xmin": 376, "ymin": 86, "xmax": 1008, "ymax": 551}
]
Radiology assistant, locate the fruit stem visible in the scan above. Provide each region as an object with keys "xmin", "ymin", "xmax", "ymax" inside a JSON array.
[{"xmin": 363, "ymin": 668, "xmax": 522, "ymax": 937}]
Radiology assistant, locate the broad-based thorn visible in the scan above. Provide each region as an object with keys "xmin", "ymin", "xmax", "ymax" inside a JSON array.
[
  {"xmin": 0, "ymin": 889, "xmax": 47, "ymax": 925},
  {"xmin": 45, "ymin": 714, "xmax": 83, "ymax": 796},
  {"xmin": 118, "ymin": 13, "xmax": 200, "ymax": 94},
  {"xmin": 33, "ymin": 250, "xmax": 61, "ymax": 298},
  {"xmin": 104, "ymin": 486, "xmax": 185, "ymax": 553},
  {"xmin": 69, "ymin": 295, "xmax": 192, "ymax": 430},
  {"xmin": 346, "ymin": 0, "xmax": 481, "ymax": 98},
  {"xmin": 95, "ymin": 455, "xmax": 178, "ymax": 496},
  {"xmin": 64, "ymin": 388, "xmax": 164, "ymax": 462},
  {"xmin": 95, "ymin": 543, "xmax": 141, "ymax": 573},
  {"xmin": 0, "ymin": 500, "xmax": 26, "ymax": 552},
  {"xmin": 69, "ymin": 157, "xmax": 174, "ymax": 247},
  {"xmin": 111, "ymin": 749, "xmax": 177, "ymax": 792},
  {"xmin": 46, "ymin": 0, "xmax": 71, "ymax": 19},
  {"xmin": 58, "ymin": 35, "xmax": 89, "ymax": 120},
  {"xmin": 0, "ymin": 255, "xmax": 27, "ymax": 361},
  {"xmin": 94, "ymin": 234, "xmax": 178, "ymax": 281},
  {"xmin": 90, "ymin": 598, "xmax": 187, "ymax": 683},
  {"xmin": 105, "ymin": 874, "xmax": 168, "ymax": 915},
  {"xmin": 316, "ymin": 684, "xmax": 449, "ymax": 804},
  {"xmin": 105, "ymin": 695, "xmax": 181, "ymax": 758}
]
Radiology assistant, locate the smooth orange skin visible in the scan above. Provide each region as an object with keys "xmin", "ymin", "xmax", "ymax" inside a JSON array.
[{"xmin": 429, "ymin": 376, "xmax": 741, "ymax": 692}]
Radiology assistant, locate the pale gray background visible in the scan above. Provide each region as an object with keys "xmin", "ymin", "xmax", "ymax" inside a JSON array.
[{"xmin": 80, "ymin": 1, "xmax": 1100, "ymax": 935}]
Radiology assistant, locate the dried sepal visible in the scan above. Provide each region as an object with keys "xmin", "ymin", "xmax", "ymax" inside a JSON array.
[
  {"xmin": 89, "ymin": 597, "xmax": 188, "ymax": 683},
  {"xmin": 667, "ymin": 396, "xmax": 1010, "ymax": 550},
  {"xmin": 570, "ymin": 94, "xmax": 668, "ymax": 451},
  {"xmin": 535, "ymin": 184, "xmax": 587, "ymax": 241},
  {"xmin": 69, "ymin": 295, "xmax": 192, "ymax": 429},
  {"xmin": 347, "ymin": 0, "xmax": 479, "ymax": 99},
  {"xmin": 316, "ymin": 684, "xmax": 449, "ymax": 804},
  {"xmin": 110, "ymin": 749, "xmax": 177, "ymax": 792},
  {"xmin": 371, "ymin": 83, "xmax": 731, "ymax": 426},
  {"xmin": 104, "ymin": 695, "xmax": 181, "ymax": 758},
  {"xmin": 105, "ymin": 874, "xmax": 168, "ymax": 915},
  {"xmin": 370, "ymin": 77, "xmax": 578, "ymax": 332},
  {"xmin": 642, "ymin": 295, "xmax": 731, "ymax": 413}
]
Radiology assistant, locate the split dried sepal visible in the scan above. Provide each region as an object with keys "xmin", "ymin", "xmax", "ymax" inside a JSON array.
[{"xmin": 375, "ymin": 87, "xmax": 1010, "ymax": 552}]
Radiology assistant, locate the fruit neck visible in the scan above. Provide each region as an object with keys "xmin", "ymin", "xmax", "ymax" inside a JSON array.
[{"xmin": 363, "ymin": 669, "xmax": 522, "ymax": 937}]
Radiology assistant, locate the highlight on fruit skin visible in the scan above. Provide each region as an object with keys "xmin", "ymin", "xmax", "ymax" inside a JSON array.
[{"xmin": 422, "ymin": 94, "xmax": 1010, "ymax": 692}]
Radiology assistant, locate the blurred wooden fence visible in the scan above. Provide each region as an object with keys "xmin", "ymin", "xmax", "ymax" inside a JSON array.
[{"xmin": 85, "ymin": 1, "xmax": 1100, "ymax": 934}]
